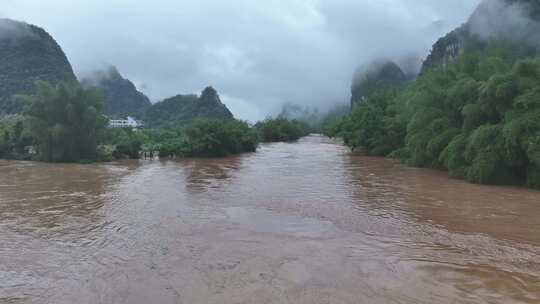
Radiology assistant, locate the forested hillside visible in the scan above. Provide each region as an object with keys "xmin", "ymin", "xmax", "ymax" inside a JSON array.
[
  {"xmin": 0, "ymin": 19, "xmax": 76, "ymax": 114},
  {"xmin": 81, "ymin": 66, "xmax": 152, "ymax": 118},
  {"xmin": 422, "ymin": 0, "xmax": 540, "ymax": 72},
  {"xmin": 329, "ymin": 0, "xmax": 540, "ymax": 188}
]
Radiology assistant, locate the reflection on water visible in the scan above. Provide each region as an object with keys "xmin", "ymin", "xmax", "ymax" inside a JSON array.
[
  {"xmin": 1, "ymin": 135, "xmax": 540, "ymax": 304},
  {"xmin": 181, "ymin": 157, "xmax": 243, "ymax": 193}
]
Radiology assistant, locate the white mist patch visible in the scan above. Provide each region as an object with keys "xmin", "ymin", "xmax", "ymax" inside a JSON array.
[
  {"xmin": 0, "ymin": 18, "xmax": 34, "ymax": 39},
  {"xmin": 468, "ymin": 0, "xmax": 540, "ymax": 45},
  {"xmin": 220, "ymin": 94, "xmax": 265, "ymax": 123}
]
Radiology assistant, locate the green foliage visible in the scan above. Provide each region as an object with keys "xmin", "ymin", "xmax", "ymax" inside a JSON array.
[
  {"xmin": 332, "ymin": 90, "xmax": 405, "ymax": 156},
  {"xmin": 98, "ymin": 118, "xmax": 258, "ymax": 159},
  {"xmin": 99, "ymin": 128, "xmax": 146, "ymax": 160},
  {"xmin": 183, "ymin": 119, "xmax": 258, "ymax": 157},
  {"xmin": 332, "ymin": 43, "xmax": 540, "ymax": 188},
  {"xmin": 255, "ymin": 118, "xmax": 310, "ymax": 143},
  {"xmin": 321, "ymin": 103, "xmax": 350, "ymax": 136},
  {"xmin": 440, "ymin": 133, "xmax": 469, "ymax": 178},
  {"xmin": 19, "ymin": 81, "xmax": 107, "ymax": 162},
  {"xmin": 464, "ymin": 125, "xmax": 516, "ymax": 185},
  {"xmin": 0, "ymin": 115, "xmax": 32, "ymax": 159}
]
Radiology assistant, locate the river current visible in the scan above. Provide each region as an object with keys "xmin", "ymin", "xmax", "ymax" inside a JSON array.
[{"xmin": 1, "ymin": 135, "xmax": 539, "ymax": 303}]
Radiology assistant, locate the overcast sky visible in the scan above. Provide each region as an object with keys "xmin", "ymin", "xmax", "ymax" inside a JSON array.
[{"xmin": 2, "ymin": 0, "xmax": 480, "ymax": 121}]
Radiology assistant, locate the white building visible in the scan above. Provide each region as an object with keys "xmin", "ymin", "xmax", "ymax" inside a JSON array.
[{"xmin": 109, "ymin": 116, "xmax": 144, "ymax": 129}]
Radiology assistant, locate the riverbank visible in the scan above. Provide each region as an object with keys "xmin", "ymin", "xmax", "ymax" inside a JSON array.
[{"xmin": 328, "ymin": 45, "xmax": 540, "ymax": 190}]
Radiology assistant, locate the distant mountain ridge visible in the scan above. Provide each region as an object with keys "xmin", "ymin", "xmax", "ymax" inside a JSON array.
[
  {"xmin": 0, "ymin": 18, "xmax": 235, "ymax": 126},
  {"xmin": 144, "ymin": 86, "xmax": 234, "ymax": 127},
  {"xmin": 81, "ymin": 66, "xmax": 152, "ymax": 118},
  {"xmin": 0, "ymin": 19, "xmax": 76, "ymax": 114},
  {"xmin": 80, "ymin": 67, "xmax": 234, "ymax": 126}
]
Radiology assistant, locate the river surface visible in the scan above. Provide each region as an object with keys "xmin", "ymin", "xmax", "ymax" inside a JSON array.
[{"xmin": 1, "ymin": 135, "xmax": 540, "ymax": 304}]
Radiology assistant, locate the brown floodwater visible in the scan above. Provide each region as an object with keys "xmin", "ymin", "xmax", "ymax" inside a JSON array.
[{"xmin": 1, "ymin": 135, "xmax": 540, "ymax": 304}]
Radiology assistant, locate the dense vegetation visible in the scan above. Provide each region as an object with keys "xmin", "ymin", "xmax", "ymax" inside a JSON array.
[
  {"xmin": 255, "ymin": 118, "xmax": 311, "ymax": 142},
  {"xmin": 98, "ymin": 118, "xmax": 258, "ymax": 159},
  {"xmin": 320, "ymin": 104, "xmax": 350, "ymax": 136},
  {"xmin": 0, "ymin": 19, "xmax": 76, "ymax": 114},
  {"xmin": 17, "ymin": 81, "xmax": 108, "ymax": 162},
  {"xmin": 329, "ymin": 42, "xmax": 540, "ymax": 188},
  {"xmin": 181, "ymin": 119, "xmax": 258, "ymax": 157},
  {"xmin": 0, "ymin": 115, "xmax": 32, "ymax": 160},
  {"xmin": 0, "ymin": 81, "xmax": 259, "ymax": 162}
]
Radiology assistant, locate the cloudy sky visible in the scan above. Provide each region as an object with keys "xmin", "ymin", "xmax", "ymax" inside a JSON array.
[{"xmin": 1, "ymin": 0, "xmax": 480, "ymax": 121}]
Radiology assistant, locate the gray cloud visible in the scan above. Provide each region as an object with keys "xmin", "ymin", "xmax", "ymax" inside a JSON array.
[
  {"xmin": 2, "ymin": 0, "xmax": 480, "ymax": 121},
  {"xmin": 469, "ymin": 0, "xmax": 540, "ymax": 45}
]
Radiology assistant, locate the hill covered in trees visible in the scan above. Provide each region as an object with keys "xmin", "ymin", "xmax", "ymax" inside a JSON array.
[
  {"xmin": 0, "ymin": 19, "xmax": 76, "ymax": 114},
  {"xmin": 329, "ymin": 0, "xmax": 540, "ymax": 189},
  {"xmin": 422, "ymin": 0, "xmax": 540, "ymax": 73},
  {"xmin": 81, "ymin": 66, "xmax": 152, "ymax": 118},
  {"xmin": 0, "ymin": 18, "xmax": 317, "ymax": 162},
  {"xmin": 144, "ymin": 86, "xmax": 234, "ymax": 127}
]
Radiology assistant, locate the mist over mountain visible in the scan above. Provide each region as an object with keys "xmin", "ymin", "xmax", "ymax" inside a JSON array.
[
  {"xmin": 0, "ymin": 17, "xmax": 237, "ymax": 126},
  {"xmin": 422, "ymin": 0, "xmax": 540, "ymax": 72},
  {"xmin": 3, "ymin": 1, "xmax": 481, "ymax": 120},
  {"xmin": 350, "ymin": 60, "xmax": 409, "ymax": 107},
  {"xmin": 81, "ymin": 66, "xmax": 152, "ymax": 118},
  {"xmin": 0, "ymin": 19, "xmax": 76, "ymax": 114},
  {"xmin": 348, "ymin": 0, "xmax": 540, "ymax": 109}
]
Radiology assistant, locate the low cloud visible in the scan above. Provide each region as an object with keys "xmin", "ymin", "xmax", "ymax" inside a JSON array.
[
  {"xmin": 469, "ymin": 0, "xmax": 540, "ymax": 45},
  {"xmin": 2, "ymin": 0, "xmax": 480, "ymax": 121}
]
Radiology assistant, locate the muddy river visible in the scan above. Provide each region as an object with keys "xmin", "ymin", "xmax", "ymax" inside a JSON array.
[{"xmin": 1, "ymin": 135, "xmax": 539, "ymax": 303}]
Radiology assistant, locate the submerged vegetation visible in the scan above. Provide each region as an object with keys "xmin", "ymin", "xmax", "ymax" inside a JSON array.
[
  {"xmin": 19, "ymin": 81, "xmax": 107, "ymax": 162},
  {"xmin": 99, "ymin": 118, "xmax": 258, "ymax": 160},
  {"xmin": 0, "ymin": 115, "xmax": 32, "ymax": 160},
  {"xmin": 0, "ymin": 81, "xmax": 307, "ymax": 163},
  {"xmin": 255, "ymin": 117, "xmax": 311, "ymax": 142},
  {"xmin": 329, "ymin": 42, "xmax": 540, "ymax": 188}
]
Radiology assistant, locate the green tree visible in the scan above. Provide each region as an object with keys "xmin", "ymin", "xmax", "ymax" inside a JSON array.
[
  {"xmin": 183, "ymin": 118, "xmax": 258, "ymax": 157},
  {"xmin": 19, "ymin": 81, "xmax": 107, "ymax": 162},
  {"xmin": 331, "ymin": 43, "xmax": 540, "ymax": 188},
  {"xmin": 255, "ymin": 118, "xmax": 310, "ymax": 143}
]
